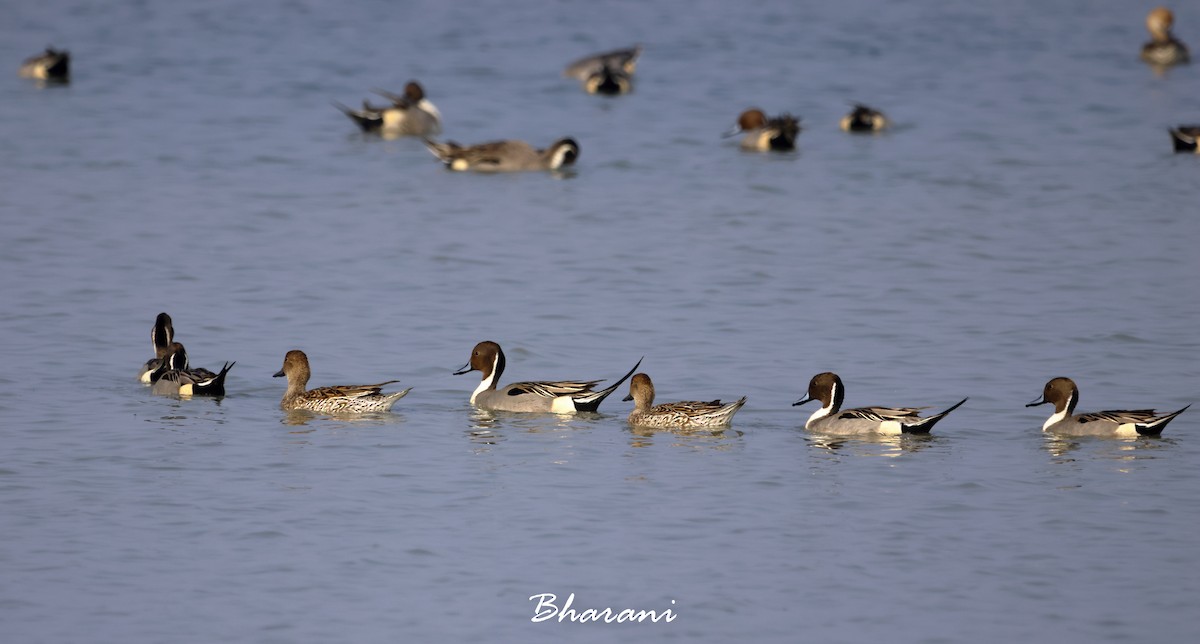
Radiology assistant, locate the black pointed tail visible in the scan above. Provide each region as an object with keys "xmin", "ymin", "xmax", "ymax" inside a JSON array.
[{"xmin": 573, "ymin": 357, "xmax": 644, "ymax": 412}]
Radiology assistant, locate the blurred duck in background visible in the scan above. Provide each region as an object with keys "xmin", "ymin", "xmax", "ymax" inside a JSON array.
[
  {"xmin": 19, "ymin": 47, "xmax": 70, "ymax": 82},
  {"xmin": 563, "ymin": 45, "xmax": 641, "ymax": 95},
  {"xmin": 334, "ymin": 81, "xmax": 442, "ymax": 138},
  {"xmin": 1141, "ymin": 7, "xmax": 1190, "ymax": 67}
]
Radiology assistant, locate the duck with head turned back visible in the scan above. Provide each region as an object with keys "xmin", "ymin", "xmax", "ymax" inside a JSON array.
[
  {"xmin": 424, "ymin": 138, "xmax": 579, "ymax": 172},
  {"xmin": 150, "ymin": 343, "xmax": 234, "ymax": 397},
  {"xmin": 1027, "ymin": 377, "xmax": 1189, "ymax": 436},
  {"xmin": 19, "ymin": 47, "xmax": 70, "ymax": 82},
  {"xmin": 333, "ymin": 81, "xmax": 442, "ymax": 137}
]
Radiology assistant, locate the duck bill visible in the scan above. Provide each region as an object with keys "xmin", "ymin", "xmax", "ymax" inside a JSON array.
[
  {"xmin": 1025, "ymin": 396, "xmax": 1049, "ymax": 408},
  {"xmin": 453, "ymin": 362, "xmax": 473, "ymax": 376},
  {"xmin": 272, "ymin": 369, "xmax": 285, "ymax": 378},
  {"xmin": 792, "ymin": 395, "xmax": 814, "ymax": 407},
  {"xmin": 622, "ymin": 393, "xmax": 633, "ymax": 402},
  {"xmin": 721, "ymin": 125, "xmax": 743, "ymax": 139}
]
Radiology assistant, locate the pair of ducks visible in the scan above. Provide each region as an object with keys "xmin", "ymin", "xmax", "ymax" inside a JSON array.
[
  {"xmin": 18, "ymin": 47, "xmax": 70, "ymax": 83},
  {"xmin": 138, "ymin": 313, "xmax": 235, "ymax": 396},
  {"xmin": 335, "ymin": 80, "xmax": 580, "ymax": 173},
  {"xmin": 728, "ymin": 104, "xmax": 889, "ymax": 152},
  {"xmin": 334, "ymin": 46, "xmax": 640, "ymax": 173}
]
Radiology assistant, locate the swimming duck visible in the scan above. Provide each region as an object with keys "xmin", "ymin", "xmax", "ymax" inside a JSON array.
[
  {"xmin": 1141, "ymin": 7, "xmax": 1190, "ymax": 66},
  {"xmin": 727, "ymin": 109, "xmax": 800, "ymax": 151},
  {"xmin": 272, "ymin": 349, "xmax": 411, "ymax": 413},
  {"xmin": 454, "ymin": 340, "xmax": 640, "ymax": 413},
  {"xmin": 19, "ymin": 47, "xmax": 70, "ymax": 82},
  {"xmin": 622, "ymin": 373, "xmax": 746, "ymax": 429},
  {"xmin": 1027, "ymin": 377, "xmax": 1189, "ymax": 436},
  {"xmin": 564, "ymin": 45, "xmax": 641, "ymax": 95},
  {"xmin": 138, "ymin": 312, "xmax": 175, "ymax": 383},
  {"xmin": 840, "ymin": 104, "xmax": 889, "ymax": 132},
  {"xmin": 1169, "ymin": 125, "xmax": 1200, "ymax": 152},
  {"xmin": 793, "ymin": 372, "xmax": 966, "ymax": 435},
  {"xmin": 149, "ymin": 343, "xmax": 234, "ymax": 397},
  {"xmin": 334, "ymin": 81, "xmax": 442, "ymax": 137},
  {"xmin": 424, "ymin": 138, "xmax": 579, "ymax": 172}
]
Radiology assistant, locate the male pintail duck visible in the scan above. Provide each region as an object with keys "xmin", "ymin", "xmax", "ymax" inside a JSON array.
[
  {"xmin": 424, "ymin": 138, "xmax": 579, "ymax": 172},
  {"xmin": 19, "ymin": 47, "xmax": 70, "ymax": 82},
  {"xmin": 334, "ymin": 81, "xmax": 442, "ymax": 137},
  {"xmin": 273, "ymin": 349, "xmax": 411, "ymax": 413},
  {"xmin": 1168, "ymin": 125, "xmax": 1200, "ymax": 152},
  {"xmin": 149, "ymin": 342, "xmax": 234, "ymax": 397},
  {"xmin": 564, "ymin": 45, "xmax": 641, "ymax": 95},
  {"xmin": 726, "ymin": 109, "xmax": 801, "ymax": 151},
  {"xmin": 1141, "ymin": 7, "xmax": 1190, "ymax": 66},
  {"xmin": 793, "ymin": 372, "xmax": 967, "ymax": 435},
  {"xmin": 139, "ymin": 312, "xmax": 175, "ymax": 383},
  {"xmin": 840, "ymin": 104, "xmax": 889, "ymax": 132},
  {"xmin": 454, "ymin": 340, "xmax": 641, "ymax": 413},
  {"xmin": 1027, "ymin": 377, "xmax": 1189, "ymax": 436},
  {"xmin": 622, "ymin": 372, "xmax": 746, "ymax": 429}
]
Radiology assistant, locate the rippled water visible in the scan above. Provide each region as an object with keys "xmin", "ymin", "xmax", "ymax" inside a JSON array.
[{"xmin": 2, "ymin": 1, "xmax": 1198, "ymax": 642}]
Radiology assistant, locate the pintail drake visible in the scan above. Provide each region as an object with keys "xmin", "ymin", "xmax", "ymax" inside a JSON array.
[
  {"xmin": 454, "ymin": 340, "xmax": 641, "ymax": 413},
  {"xmin": 727, "ymin": 108, "xmax": 800, "ymax": 151},
  {"xmin": 334, "ymin": 81, "xmax": 442, "ymax": 137},
  {"xmin": 1027, "ymin": 377, "xmax": 1189, "ymax": 436},
  {"xmin": 564, "ymin": 45, "xmax": 641, "ymax": 95},
  {"xmin": 19, "ymin": 47, "xmax": 70, "ymax": 82},
  {"xmin": 622, "ymin": 372, "xmax": 746, "ymax": 429},
  {"xmin": 424, "ymin": 138, "xmax": 579, "ymax": 172},
  {"xmin": 139, "ymin": 312, "xmax": 175, "ymax": 383},
  {"xmin": 149, "ymin": 343, "xmax": 234, "ymax": 397},
  {"xmin": 793, "ymin": 372, "xmax": 966, "ymax": 435},
  {"xmin": 273, "ymin": 349, "xmax": 411, "ymax": 413},
  {"xmin": 840, "ymin": 104, "xmax": 889, "ymax": 132},
  {"xmin": 1141, "ymin": 7, "xmax": 1190, "ymax": 66},
  {"xmin": 1169, "ymin": 125, "xmax": 1200, "ymax": 152}
]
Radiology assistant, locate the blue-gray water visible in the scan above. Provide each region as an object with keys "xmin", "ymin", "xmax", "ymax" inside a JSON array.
[{"xmin": 2, "ymin": 1, "xmax": 1198, "ymax": 642}]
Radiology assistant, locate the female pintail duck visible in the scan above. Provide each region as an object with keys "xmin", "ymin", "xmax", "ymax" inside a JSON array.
[
  {"xmin": 840, "ymin": 104, "xmax": 889, "ymax": 132},
  {"xmin": 1169, "ymin": 125, "xmax": 1200, "ymax": 152},
  {"xmin": 454, "ymin": 340, "xmax": 641, "ymax": 413},
  {"xmin": 726, "ymin": 109, "xmax": 801, "ymax": 151},
  {"xmin": 139, "ymin": 312, "xmax": 175, "ymax": 383},
  {"xmin": 334, "ymin": 81, "xmax": 442, "ymax": 137},
  {"xmin": 19, "ymin": 47, "xmax": 70, "ymax": 82},
  {"xmin": 1027, "ymin": 377, "xmax": 1189, "ymax": 436},
  {"xmin": 424, "ymin": 138, "xmax": 579, "ymax": 172},
  {"xmin": 793, "ymin": 372, "xmax": 967, "ymax": 435},
  {"xmin": 273, "ymin": 349, "xmax": 410, "ymax": 413},
  {"xmin": 564, "ymin": 45, "xmax": 641, "ymax": 95},
  {"xmin": 1141, "ymin": 7, "xmax": 1190, "ymax": 66},
  {"xmin": 622, "ymin": 373, "xmax": 746, "ymax": 429},
  {"xmin": 150, "ymin": 343, "xmax": 235, "ymax": 397}
]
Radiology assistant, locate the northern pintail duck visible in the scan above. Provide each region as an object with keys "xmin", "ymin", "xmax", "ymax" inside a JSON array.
[
  {"xmin": 622, "ymin": 373, "xmax": 746, "ymax": 429},
  {"xmin": 566, "ymin": 44, "xmax": 643, "ymax": 94},
  {"xmin": 726, "ymin": 109, "xmax": 801, "ymax": 151},
  {"xmin": 1141, "ymin": 7, "xmax": 1190, "ymax": 66},
  {"xmin": 1168, "ymin": 125, "xmax": 1200, "ymax": 152},
  {"xmin": 1027, "ymin": 377, "xmax": 1189, "ymax": 436},
  {"xmin": 454, "ymin": 340, "xmax": 641, "ymax": 413},
  {"xmin": 19, "ymin": 47, "xmax": 70, "ymax": 82},
  {"xmin": 273, "ymin": 349, "xmax": 411, "ymax": 413},
  {"xmin": 793, "ymin": 372, "xmax": 967, "ymax": 435},
  {"xmin": 563, "ymin": 45, "xmax": 641, "ymax": 95},
  {"xmin": 149, "ymin": 342, "xmax": 235, "ymax": 397},
  {"xmin": 424, "ymin": 138, "xmax": 579, "ymax": 172},
  {"xmin": 334, "ymin": 81, "xmax": 442, "ymax": 137},
  {"xmin": 840, "ymin": 104, "xmax": 889, "ymax": 132},
  {"xmin": 139, "ymin": 312, "xmax": 175, "ymax": 383}
]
